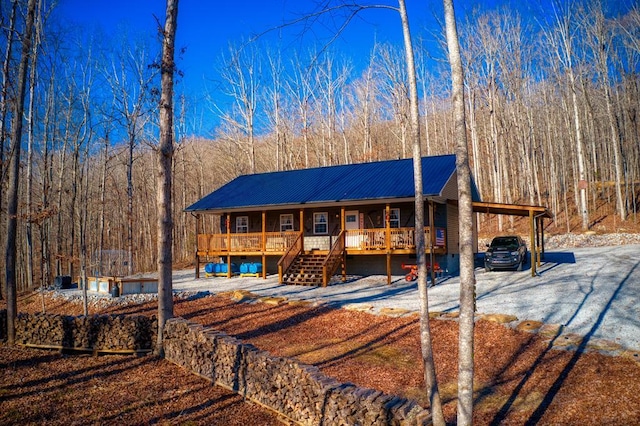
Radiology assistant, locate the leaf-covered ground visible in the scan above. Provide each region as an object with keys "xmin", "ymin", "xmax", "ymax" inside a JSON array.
[{"xmin": 2, "ymin": 292, "xmax": 640, "ymax": 425}]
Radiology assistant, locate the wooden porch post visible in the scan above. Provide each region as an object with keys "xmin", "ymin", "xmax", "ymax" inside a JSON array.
[
  {"xmin": 194, "ymin": 213, "xmax": 200, "ymax": 279},
  {"xmin": 386, "ymin": 204, "xmax": 391, "ymax": 285},
  {"xmin": 540, "ymin": 217, "xmax": 545, "ymax": 260},
  {"xmin": 299, "ymin": 209, "xmax": 305, "ymax": 252},
  {"xmin": 227, "ymin": 213, "xmax": 232, "ymax": 278},
  {"xmin": 429, "ymin": 200, "xmax": 436, "ymax": 286},
  {"xmin": 530, "ymin": 209, "xmax": 536, "ymax": 277},
  {"xmin": 262, "ymin": 211, "xmax": 267, "ymax": 279},
  {"xmin": 341, "ymin": 207, "xmax": 346, "ymax": 282}
]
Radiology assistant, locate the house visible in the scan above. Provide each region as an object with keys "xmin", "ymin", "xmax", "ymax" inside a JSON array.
[{"xmin": 184, "ymin": 154, "xmax": 494, "ymax": 285}]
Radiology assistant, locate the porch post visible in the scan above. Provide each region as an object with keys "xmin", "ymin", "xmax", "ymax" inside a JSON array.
[
  {"xmin": 341, "ymin": 207, "xmax": 346, "ymax": 282},
  {"xmin": 530, "ymin": 209, "xmax": 536, "ymax": 277},
  {"xmin": 536, "ymin": 216, "xmax": 542, "ymax": 267},
  {"xmin": 194, "ymin": 213, "xmax": 200, "ymax": 279},
  {"xmin": 429, "ymin": 200, "xmax": 436, "ymax": 286},
  {"xmin": 540, "ymin": 216, "xmax": 545, "ymax": 259},
  {"xmin": 262, "ymin": 211, "xmax": 267, "ymax": 278},
  {"xmin": 227, "ymin": 213, "xmax": 232, "ymax": 278},
  {"xmin": 299, "ymin": 209, "xmax": 305, "ymax": 252},
  {"xmin": 386, "ymin": 204, "xmax": 391, "ymax": 285}
]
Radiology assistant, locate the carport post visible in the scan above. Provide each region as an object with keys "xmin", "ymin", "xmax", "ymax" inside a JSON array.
[
  {"xmin": 530, "ymin": 209, "xmax": 536, "ymax": 277},
  {"xmin": 194, "ymin": 213, "xmax": 200, "ymax": 279}
]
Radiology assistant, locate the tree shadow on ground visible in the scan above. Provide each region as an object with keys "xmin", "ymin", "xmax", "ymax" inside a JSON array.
[{"xmin": 490, "ymin": 259, "xmax": 639, "ymax": 425}]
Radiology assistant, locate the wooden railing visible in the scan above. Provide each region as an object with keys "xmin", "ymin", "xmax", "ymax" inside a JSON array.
[
  {"xmin": 264, "ymin": 232, "xmax": 299, "ymax": 252},
  {"xmin": 322, "ymin": 230, "xmax": 345, "ymax": 287},
  {"xmin": 344, "ymin": 227, "xmax": 446, "ymax": 251},
  {"xmin": 277, "ymin": 233, "xmax": 303, "ymax": 283},
  {"xmin": 197, "ymin": 231, "xmax": 298, "ymax": 253},
  {"xmin": 197, "ymin": 227, "xmax": 446, "ymax": 254}
]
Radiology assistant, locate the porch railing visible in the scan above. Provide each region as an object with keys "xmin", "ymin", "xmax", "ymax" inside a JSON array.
[
  {"xmin": 197, "ymin": 231, "xmax": 298, "ymax": 253},
  {"xmin": 277, "ymin": 232, "xmax": 303, "ymax": 283},
  {"xmin": 197, "ymin": 227, "xmax": 445, "ymax": 254},
  {"xmin": 322, "ymin": 230, "xmax": 345, "ymax": 287},
  {"xmin": 344, "ymin": 227, "xmax": 446, "ymax": 251}
]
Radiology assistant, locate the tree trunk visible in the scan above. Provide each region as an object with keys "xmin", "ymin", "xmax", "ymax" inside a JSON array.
[
  {"xmin": 5, "ymin": 0, "xmax": 38, "ymax": 345},
  {"xmin": 0, "ymin": 0, "xmax": 18, "ymax": 300},
  {"xmin": 156, "ymin": 0, "xmax": 179, "ymax": 356},
  {"xmin": 443, "ymin": 0, "xmax": 476, "ymax": 424},
  {"xmin": 397, "ymin": 1, "xmax": 445, "ymax": 425},
  {"xmin": 25, "ymin": 5, "xmax": 41, "ymax": 292}
]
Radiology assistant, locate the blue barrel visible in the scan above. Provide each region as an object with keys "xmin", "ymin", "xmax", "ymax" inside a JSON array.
[
  {"xmin": 249, "ymin": 263, "xmax": 262, "ymax": 274},
  {"xmin": 204, "ymin": 263, "xmax": 215, "ymax": 274},
  {"xmin": 240, "ymin": 263, "xmax": 250, "ymax": 274}
]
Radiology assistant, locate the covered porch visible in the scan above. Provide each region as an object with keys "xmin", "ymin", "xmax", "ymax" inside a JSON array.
[{"xmin": 193, "ymin": 203, "xmax": 448, "ymax": 286}]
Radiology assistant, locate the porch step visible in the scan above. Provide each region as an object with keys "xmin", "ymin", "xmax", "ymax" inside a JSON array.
[{"xmin": 282, "ymin": 253, "xmax": 326, "ymax": 286}]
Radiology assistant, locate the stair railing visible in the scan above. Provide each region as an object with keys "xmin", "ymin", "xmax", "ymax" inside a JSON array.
[
  {"xmin": 322, "ymin": 230, "xmax": 345, "ymax": 287},
  {"xmin": 277, "ymin": 232, "xmax": 303, "ymax": 284}
]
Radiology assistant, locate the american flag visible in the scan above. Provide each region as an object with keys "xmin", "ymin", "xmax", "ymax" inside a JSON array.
[{"xmin": 435, "ymin": 228, "xmax": 445, "ymax": 246}]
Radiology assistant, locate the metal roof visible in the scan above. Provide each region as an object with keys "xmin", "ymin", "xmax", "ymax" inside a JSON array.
[{"xmin": 185, "ymin": 154, "xmax": 480, "ymax": 213}]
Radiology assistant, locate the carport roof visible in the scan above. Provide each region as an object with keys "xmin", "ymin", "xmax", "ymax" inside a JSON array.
[{"xmin": 471, "ymin": 201, "xmax": 553, "ymax": 218}]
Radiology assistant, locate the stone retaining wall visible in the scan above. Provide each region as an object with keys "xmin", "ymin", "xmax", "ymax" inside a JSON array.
[
  {"xmin": 163, "ymin": 317, "xmax": 432, "ymax": 425},
  {"xmin": 0, "ymin": 309, "xmax": 156, "ymax": 352},
  {"xmin": 1, "ymin": 310, "xmax": 431, "ymax": 425}
]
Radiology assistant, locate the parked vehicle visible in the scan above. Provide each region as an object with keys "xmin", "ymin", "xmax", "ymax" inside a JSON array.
[{"xmin": 484, "ymin": 235, "xmax": 528, "ymax": 272}]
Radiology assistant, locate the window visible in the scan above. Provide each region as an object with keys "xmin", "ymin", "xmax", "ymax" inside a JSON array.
[
  {"xmin": 389, "ymin": 208, "xmax": 400, "ymax": 228},
  {"xmin": 236, "ymin": 216, "xmax": 248, "ymax": 233},
  {"xmin": 280, "ymin": 214, "xmax": 294, "ymax": 232},
  {"xmin": 313, "ymin": 212, "xmax": 328, "ymax": 234}
]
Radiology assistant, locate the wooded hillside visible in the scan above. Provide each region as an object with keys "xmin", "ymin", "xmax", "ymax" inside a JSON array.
[{"xmin": 0, "ymin": 1, "xmax": 638, "ymax": 292}]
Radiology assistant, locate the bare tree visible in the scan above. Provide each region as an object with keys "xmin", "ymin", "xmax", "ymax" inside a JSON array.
[
  {"xmin": 583, "ymin": 0, "xmax": 627, "ymax": 222},
  {"xmin": 397, "ymin": 1, "xmax": 446, "ymax": 424},
  {"xmin": 215, "ymin": 41, "xmax": 260, "ymax": 174},
  {"xmin": 545, "ymin": 1, "xmax": 590, "ymax": 230},
  {"xmin": 156, "ymin": 0, "xmax": 179, "ymax": 355},
  {"xmin": 4, "ymin": 0, "xmax": 38, "ymax": 345},
  {"xmin": 103, "ymin": 35, "xmax": 158, "ymax": 275},
  {"xmin": 0, "ymin": 0, "xmax": 19, "ymax": 300},
  {"xmin": 443, "ymin": 0, "xmax": 476, "ymax": 423}
]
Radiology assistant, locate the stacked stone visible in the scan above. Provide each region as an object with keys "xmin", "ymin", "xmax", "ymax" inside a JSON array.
[
  {"xmin": 163, "ymin": 318, "xmax": 431, "ymax": 425},
  {"xmin": 13, "ymin": 312, "xmax": 156, "ymax": 352}
]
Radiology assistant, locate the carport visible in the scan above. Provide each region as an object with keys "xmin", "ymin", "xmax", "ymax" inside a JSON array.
[{"xmin": 471, "ymin": 201, "xmax": 553, "ymax": 277}]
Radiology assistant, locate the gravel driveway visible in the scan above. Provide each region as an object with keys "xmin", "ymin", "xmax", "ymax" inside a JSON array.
[{"xmin": 170, "ymin": 243, "xmax": 640, "ymax": 352}]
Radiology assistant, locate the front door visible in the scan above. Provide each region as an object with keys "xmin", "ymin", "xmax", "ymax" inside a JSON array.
[{"xmin": 345, "ymin": 210, "xmax": 361, "ymax": 248}]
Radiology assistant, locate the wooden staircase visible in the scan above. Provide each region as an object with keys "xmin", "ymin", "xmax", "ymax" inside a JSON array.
[
  {"xmin": 281, "ymin": 253, "xmax": 326, "ymax": 286},
  {"xmin": 279, "ymin": 231, "xmax": 346, "ymax": 286}
]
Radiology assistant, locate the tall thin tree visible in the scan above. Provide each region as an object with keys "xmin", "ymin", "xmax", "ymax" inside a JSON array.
[
  {"xmin": 443, "ymin": 0, "xmax": 476, "ymax": 424},
  {"xmin": 156, "ymin": 0, "xmax": 179, "ymax": 355},
  {"xmin": 4, "ymin": 0, "xmax": 38, "ymax": 345},
  {"xmin": 397, "ymin": 1, "xmax": 445, "ymax": 425}
]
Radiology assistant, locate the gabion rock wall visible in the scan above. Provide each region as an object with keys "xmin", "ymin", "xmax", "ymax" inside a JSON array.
[
  {"xmin": 2, "ymin": 310, "xmax": 156, "ymax": 352},
  {"xmin": 164, "ymin": 318, "xmax": 432, "ymax": 426}
]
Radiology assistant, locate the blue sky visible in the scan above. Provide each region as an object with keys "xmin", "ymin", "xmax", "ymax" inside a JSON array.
[
  {"xmin": 57, "ymin": 1, "xmax": 438, "ymax": 92},
  {"xmin": 54, "ymin": 0, "xmax": 566, "ymax": 135},
  {"xmin": 57, "ymin": 0, "xmax": 456, "ymax": 131}
]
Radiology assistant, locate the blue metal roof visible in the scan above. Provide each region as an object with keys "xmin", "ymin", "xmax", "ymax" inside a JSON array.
[{"xmin": 185, "ymin": 154, "xmax": 480, "ymax": 212}]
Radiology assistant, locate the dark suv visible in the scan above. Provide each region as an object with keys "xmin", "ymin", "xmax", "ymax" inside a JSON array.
[{"xmin": 484, "ymin": 235, "xmax": 528, "ymax": 272}]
